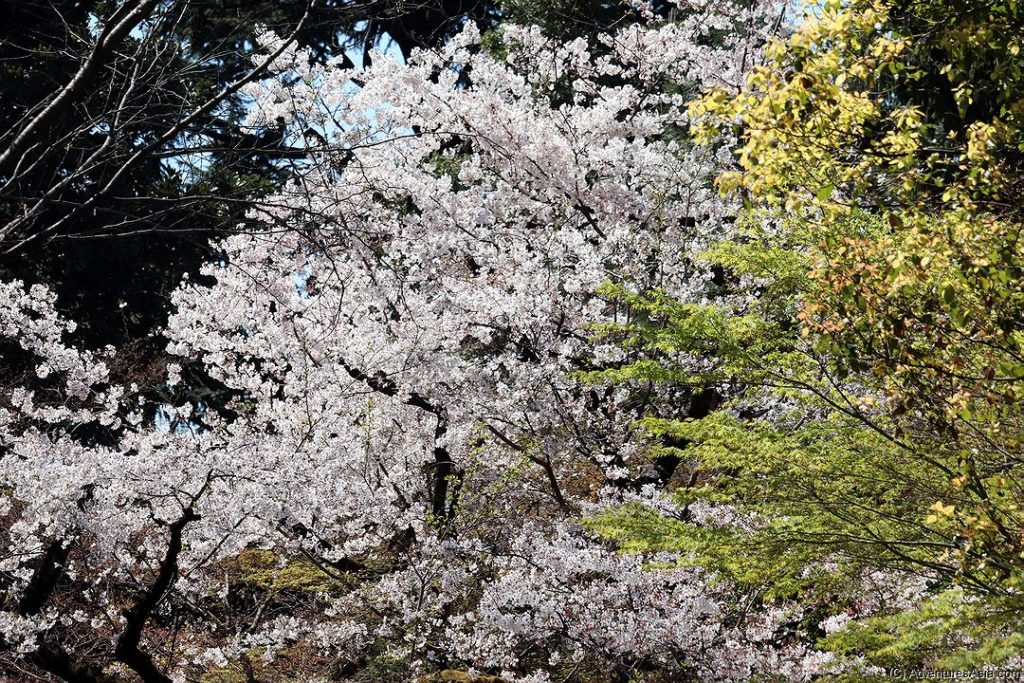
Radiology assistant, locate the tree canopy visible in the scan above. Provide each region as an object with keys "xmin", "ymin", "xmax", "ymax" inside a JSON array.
[{"xmin": 3, "ymin": 0, "xmax": 1024, "ymax": 681}]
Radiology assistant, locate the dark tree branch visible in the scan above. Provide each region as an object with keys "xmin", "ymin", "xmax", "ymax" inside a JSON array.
[
  {"xmin": 338, "ymin": 359, "xmax": 455, "ymax": 522},
  {"xmin": 0, "ymin": 0, "xmax": 161, "ymax": 180},
  {"xmin": 114, "ymin": 506, "xmax": 199, "ymax": 683}
]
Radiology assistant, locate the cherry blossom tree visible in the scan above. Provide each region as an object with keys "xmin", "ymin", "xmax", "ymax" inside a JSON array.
[{"xmin": 0, "ymin": 3, "xmax": 886, "ymax": 680}]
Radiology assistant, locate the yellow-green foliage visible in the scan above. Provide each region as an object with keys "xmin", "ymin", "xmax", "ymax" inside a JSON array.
[
  {"xmin": 687, "ymin": 0, "xmax": 1024, "ymax": 590},
  {"xmin": 230, "ymin": 548, "xmax": 342, "ymax": 593},
  {"xmin": 824, "ymin": 590, "xmax": 1024, "ymax": 671},
  {"xmin": 200, "ymin": 668, "xmax": 249, "ymax": 683},
  {"xmin": 693, "ymin": 0, "xmax": 1024, "ymax": 214}
]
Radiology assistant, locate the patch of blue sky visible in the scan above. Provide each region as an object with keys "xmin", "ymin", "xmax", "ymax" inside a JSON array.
[{"xmin": 154, "ymin": 402, "xmax": 205, "ymax": 435}]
